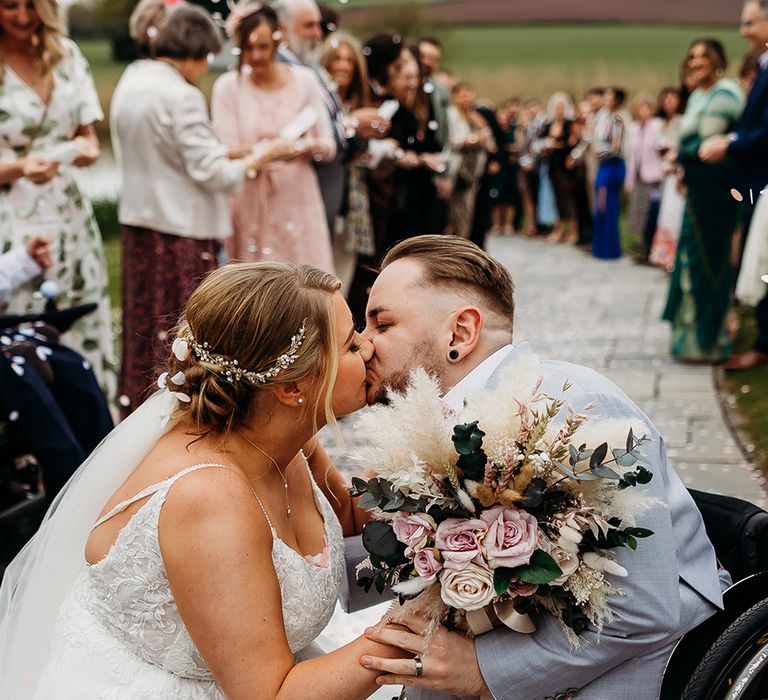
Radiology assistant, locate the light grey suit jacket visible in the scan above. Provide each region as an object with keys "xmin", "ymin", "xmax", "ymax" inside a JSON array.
[{"xmin": 344, "ymin": 344, "xmax": 725, "ymax": 700}]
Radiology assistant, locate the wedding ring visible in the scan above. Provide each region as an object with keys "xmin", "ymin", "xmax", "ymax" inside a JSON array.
[{"xmin": 413, "ymin": 655, "xmax": 423, "ymax": 678}]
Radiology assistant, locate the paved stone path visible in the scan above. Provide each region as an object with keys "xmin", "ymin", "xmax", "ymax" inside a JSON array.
[
  {"xmin": 319, "ymin": 234, "xmax": 768, "ymax": 690},
  {"xmin": 484, "ymin": 234, "xmax": 767, "ymax": 508}
]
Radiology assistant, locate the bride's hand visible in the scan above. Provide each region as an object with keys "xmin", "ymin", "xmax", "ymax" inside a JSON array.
[{"xmin": 360, "ymin": 611, "xmax": 490, "ymax": 696}]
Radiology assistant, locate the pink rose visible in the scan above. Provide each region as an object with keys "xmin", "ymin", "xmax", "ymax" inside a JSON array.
[
  {"xmin": 392, "ymin": 513, "xmax": 436, "ymax": 553},
  {"xmin": 435, "ymin": 518, "xmax": 487, "ymax": 570},
  {"xmin": 480, "ymin": 506, "xmax": 538, "ymax": 569},
  {"xmin": 508, "ymin": 577, "xmax": 539, "ymax": 597},
  {"xmin": 413, "ymin": 548, "xmax": 443, "ymax": 581}
]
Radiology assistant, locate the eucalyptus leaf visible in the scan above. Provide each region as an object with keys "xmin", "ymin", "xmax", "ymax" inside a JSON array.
[
  {"xmin": 568, "ymin": 444, "xmax": 579, "ymax": 466},
  {"xmin": 350, "ymin": 477, "xmax": 369, "ymax": 496},
  {"xmin": 613, "ymin": 450, "xmax": 638, "ymax": 467},
  {"xmin": 626, "ymin": 427, "xmax": 634, "ymax": 453},
  {"xmin": 589, "ymin": 442, "xmax": 608, "ymax": 468},
  {"xmin": 367, "ymin": 479, "xmax": 383, "ymax": 499},
  {"xmin": 357, "ymin": 492, "xmax": 382, "ymax": 510},
  {"xmin": 590, "ymin": 465, "xmax": 621, "ymax": 480},
  {"xmin": 362, "ymin": 521, "xmax": 402, "ymax": 560},
  {"xmin": 553, "ymin": 460, "xmax": 578, "ymax": 479},
  {"xmin": 635, "ymin": 467, "xmax": 653, "ymax": 484}
]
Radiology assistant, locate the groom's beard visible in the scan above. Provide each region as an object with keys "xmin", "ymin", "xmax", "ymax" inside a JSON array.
[{"xmin": 369, "ymin": 340, "xmax": 445, "ymax": 405}]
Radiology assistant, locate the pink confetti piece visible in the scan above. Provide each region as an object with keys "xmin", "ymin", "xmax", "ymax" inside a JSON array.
[{"xmin": 731, "ymin": 188, "xmax": 743, "ymax": 202}]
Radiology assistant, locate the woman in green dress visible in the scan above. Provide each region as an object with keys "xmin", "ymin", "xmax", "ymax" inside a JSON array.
[{"xmin": 662, "ymin": 39, "xmax": 744, "ymax": 363}]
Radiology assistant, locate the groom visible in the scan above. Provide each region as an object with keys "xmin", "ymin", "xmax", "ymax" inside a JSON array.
[{"xmin": 349, "ymin": 235, "xmax": 726, "ymax": 699}]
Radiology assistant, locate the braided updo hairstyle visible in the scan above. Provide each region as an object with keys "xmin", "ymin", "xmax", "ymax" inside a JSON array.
[{"xmin": 166, "ymin": 262, "xmax": 342, "ymax": 439}]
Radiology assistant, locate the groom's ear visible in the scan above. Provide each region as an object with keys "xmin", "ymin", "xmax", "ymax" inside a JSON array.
[{"xmin": 447, "ymin": 306, "xmax": 483, "ymax": 361}]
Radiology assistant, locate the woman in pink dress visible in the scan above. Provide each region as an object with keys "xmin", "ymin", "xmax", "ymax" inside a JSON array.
[{"xmin": 212, "ymin": 3, "xmax": 335, "ymax": 272}]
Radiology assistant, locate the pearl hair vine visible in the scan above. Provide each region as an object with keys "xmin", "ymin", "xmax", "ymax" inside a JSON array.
[{"xmin": 169, "ymin": 319, "xmax": 308, "ymax": 385}]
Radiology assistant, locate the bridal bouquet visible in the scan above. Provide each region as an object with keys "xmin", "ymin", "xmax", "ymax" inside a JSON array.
[{"xmin": 350, "ymin": 363, "xmax": 656, "ymax": 645}]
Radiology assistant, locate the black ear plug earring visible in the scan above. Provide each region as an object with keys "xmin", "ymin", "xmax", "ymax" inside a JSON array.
[{"xmin": 448, "ymin": 350, "xmax": 460, "ymax": 361}]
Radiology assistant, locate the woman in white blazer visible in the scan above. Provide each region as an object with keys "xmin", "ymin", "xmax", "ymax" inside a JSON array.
[{"xmin": 111, "ymin": 3, "xmax": 289, "ymax": 416}]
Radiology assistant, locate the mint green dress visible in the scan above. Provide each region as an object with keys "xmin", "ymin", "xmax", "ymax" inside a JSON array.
[{"xmin": 662, "ymin": 79, "xmax": 744, "ymax": 362}]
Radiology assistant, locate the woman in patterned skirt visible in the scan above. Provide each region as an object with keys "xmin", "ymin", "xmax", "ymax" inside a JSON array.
[{"xmin": 111, "ymin": 4, "xmax": 277, "ymax": 415}]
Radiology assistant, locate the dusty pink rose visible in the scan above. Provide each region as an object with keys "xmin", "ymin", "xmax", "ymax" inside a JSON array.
[
  {"xmin": 413, "ymin": 547, "xmax": 443, "ymax": 581},
  {"xmin": 508, "ymin": 577, "xmax": 539, "ymax": 597},
  {"xmin": 480, "ymin": 506, "xmax": 538, "ymax": 569},
  {"xmin": 392, "ymin": 513, "xmax": 436, "ymax": 553},
  {"xmin": 435, "ymin": 517, "xmax": 487, "ymax": 570}
]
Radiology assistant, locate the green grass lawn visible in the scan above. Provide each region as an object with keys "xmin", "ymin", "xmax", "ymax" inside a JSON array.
[
  {"xmin": 80, "ymin": 22, "xmax": 745, "ymax": 127},
  {"xmin": 722, "ymin": 312, "xmax": 768, "ymax": 476}
]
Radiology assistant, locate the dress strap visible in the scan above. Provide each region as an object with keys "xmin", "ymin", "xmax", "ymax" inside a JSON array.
[
  {"xmin": 90, "ymin": 462, "xmax": 229, "ymax": 531},
  {"xmin": 250, "ymin": 490, "xmax": 276, "ymax": 534}
]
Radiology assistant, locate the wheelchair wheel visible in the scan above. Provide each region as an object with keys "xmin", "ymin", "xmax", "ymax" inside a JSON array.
[{"xmin": 682, "ymin": 597, "xmax": 768, "ymax": 699}]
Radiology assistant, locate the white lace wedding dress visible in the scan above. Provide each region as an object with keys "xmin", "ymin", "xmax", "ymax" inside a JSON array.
[{"xmin": 32, "ymin": 461, "xmax": 345, "ymax": 699}]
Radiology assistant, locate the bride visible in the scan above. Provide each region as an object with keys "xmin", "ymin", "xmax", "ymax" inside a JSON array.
[{"xmin": 0, "ymin": 262, "xmax": 406, "ymax": 698}]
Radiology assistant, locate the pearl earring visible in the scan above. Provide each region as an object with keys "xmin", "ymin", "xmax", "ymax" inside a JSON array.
[{"xmin": 297, "ymin": 397, "xmax": 304, "ymax": 405}]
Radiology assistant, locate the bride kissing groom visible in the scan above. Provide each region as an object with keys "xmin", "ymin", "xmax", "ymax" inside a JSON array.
[{"xmin": 0, "ymin": 236, "xmax": 725, "ymax": 700}]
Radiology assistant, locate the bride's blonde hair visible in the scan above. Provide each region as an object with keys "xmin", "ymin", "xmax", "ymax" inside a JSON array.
[
  {"xmin": 0, "ymin": 0, "xmax": 66, "ymax": 80},
  {"xmin": 166, "ymin": 262, "xmax": 342, "ymax": 439}
]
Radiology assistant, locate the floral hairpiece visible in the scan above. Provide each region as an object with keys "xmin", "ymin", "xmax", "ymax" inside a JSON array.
[
  {"xmin": 178, "ymin": 319, "xmax": 307, "ymax": 385},
  {"xmin": 224, "ymin": 0, "xmax": 265, "ymax": 38}
]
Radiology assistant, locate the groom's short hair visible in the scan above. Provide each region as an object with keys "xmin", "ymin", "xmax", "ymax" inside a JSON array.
[{"xmin": 380, "ymin": 236, "xmax": 515, "ymax": 326}]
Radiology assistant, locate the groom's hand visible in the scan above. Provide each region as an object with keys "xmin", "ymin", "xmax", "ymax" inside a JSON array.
[{"xmin": 360, "ymin": 611, "xmax": 490, "ymax": 696}]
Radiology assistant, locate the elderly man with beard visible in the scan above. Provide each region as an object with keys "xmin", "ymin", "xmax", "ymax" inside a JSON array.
[
  {"xmin": 345, "ymin": 235, "xmax": 727, "ymax": 700},
  {"xmin": 274, "ymin": 0, "xmax": 390, "ymax": 233}
]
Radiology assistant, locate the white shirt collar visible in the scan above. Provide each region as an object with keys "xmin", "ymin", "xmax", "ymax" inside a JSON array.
[
  {"xmin": 441, "ymin": 345, "xmax": 515, "ymax": 413},
  {"xmin": 760, "ymin": 51, "xmax": 768, "ymax": 70}
]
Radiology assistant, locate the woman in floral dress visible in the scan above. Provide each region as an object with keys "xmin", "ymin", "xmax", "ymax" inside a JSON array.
[{"xmin": 0, "ymin": 0, "xmax": 116, "ymax": 404}]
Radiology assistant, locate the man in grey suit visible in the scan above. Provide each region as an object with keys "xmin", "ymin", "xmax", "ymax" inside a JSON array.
[{"xmin": 352, "ymin": 235, "xmax": 727, "ymax": 699}]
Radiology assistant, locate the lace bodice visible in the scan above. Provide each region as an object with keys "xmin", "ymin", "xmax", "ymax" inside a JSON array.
[{"xmin": 67, "ymin": 462, "xmax": 344, "ymax": 683}]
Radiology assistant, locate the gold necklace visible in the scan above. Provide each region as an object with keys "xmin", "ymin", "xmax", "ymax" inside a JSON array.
[{"xmin": 240, "ymin": 434, "xmax": 292, "ymax": 517}]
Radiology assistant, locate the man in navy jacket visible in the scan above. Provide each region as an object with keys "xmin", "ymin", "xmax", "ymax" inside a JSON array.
[{"xmin": 701, "ymin": 0, "xmax": 768, "ymax": 370}]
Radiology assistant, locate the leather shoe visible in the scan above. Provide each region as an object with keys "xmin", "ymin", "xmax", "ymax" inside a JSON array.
[{"xmin": 722, "ymin": 350, "xmax": 768, "ymax": 371}]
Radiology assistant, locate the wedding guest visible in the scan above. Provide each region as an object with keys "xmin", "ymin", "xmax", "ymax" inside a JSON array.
[
  {"xmin": 345, "ymin": 32, "xmax": 405, "ymax": 326},
  {"xmin": 385, "ymin": 47, "xmax": 444, "ymax": 248},
  {"xmin": 662, "ymin": 39, "xmax": 744, "ymax": 363},
  {"xmin": 592, "ymin": 86, "xmax": 627, "ymax": 260},
  {"xmin": 518, "ymin": 98, "xmax": 545, "ymax": 235},
  {"xmin": 537, "ymin": 92, "xmax": 577, "ymax": 243},
  {"xmin": 212, "ymin": 3, "xmax": 335, "ymax": 271},
  {"xmin": 700, "ymin": 0, "xmax": 768, "ymax": 370},
  {"xmin": 112, "ymin": 3, "xmax": 270, "ymax": 414},
  {"xmin": 582, "ymin": 86, "xmax": 606, "ymax": 212},
  {"xmin": 0, "ymin": 0, "xmax": 117, "ymax": 404},
  {"xmin": 739, "ymin": 50, "xmax": 761, "ymax": 93},
  {"xmin": 625, "ymin": 94, "xmax": 664, "ymax": 261},
  {"xmin": 417, "ymin": 37, "xmax": 451, "ymax": 149},
  {"xmin": 565, "ymin": 99, "xmax": 593, "ymax": 247},
  {"xmin": 446, "ymin": 82, "xmax": 491, "ymax": 238},
  {"xmin": 128, "ymin": 0, "xmax": 168, "ymax": 58},
  {"xmin": 275, "ymin": 0, "xmax": 344, "ymax": 234},
  {"xmin": 491, "ymin": 98, "xmax": 522, "ymax": 235},
  {"xmin": 650, "ymin": 86, "xmax": 685, "ymax": 271},
  {"xmin": 469, "ymin": 103, "xmax": 505, "ymax": 250},
  {"xmin": 321, "ymin": 32, "xmax": 374, "ymax": 290}
]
